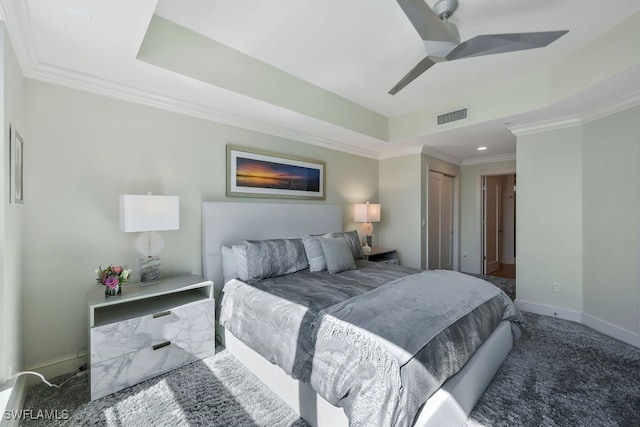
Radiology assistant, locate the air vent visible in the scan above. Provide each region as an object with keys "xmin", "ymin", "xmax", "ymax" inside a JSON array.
[{"xmin": 437, "ymin": 107, "xmax": 468, "ymax": 125}]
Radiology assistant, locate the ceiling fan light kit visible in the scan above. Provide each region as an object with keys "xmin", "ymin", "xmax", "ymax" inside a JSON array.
[{"xmin": 389, "ymin": 0, "xmax": 568, "ymax": 95}]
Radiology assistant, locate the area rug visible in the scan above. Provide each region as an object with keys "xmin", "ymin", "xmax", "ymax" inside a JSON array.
[{"xmin": 20, "ymin": 350, "xmax": 308, "ymax": 427}]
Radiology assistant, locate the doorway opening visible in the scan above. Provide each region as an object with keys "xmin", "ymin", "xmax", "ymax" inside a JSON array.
[{"xmin": 481, "ymin": 174, "xmax": 516, "ymax": 279}]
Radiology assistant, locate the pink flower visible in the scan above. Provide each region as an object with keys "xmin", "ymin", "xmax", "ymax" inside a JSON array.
[
  {"xmin": 105, "ymin": 276, "xmax": 119, "ymax": 289},
  {"xmin": 112, "ymin": 266, "xmax": 123, "ymax": 274}
]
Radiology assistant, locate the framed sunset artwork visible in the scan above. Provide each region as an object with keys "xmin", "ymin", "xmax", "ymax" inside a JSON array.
[{"xmin": 226, "ymin": 145, "xmax": 325, "ymax": 200}]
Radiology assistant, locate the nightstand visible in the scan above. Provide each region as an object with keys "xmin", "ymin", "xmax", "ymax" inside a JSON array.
[
  {"xmin": 363, "ymin": 247, "xmax": 399, "ymax": 265},
  {"xmin": 87, "ymin": 274, "xmax": 215, "ymax": 400}
]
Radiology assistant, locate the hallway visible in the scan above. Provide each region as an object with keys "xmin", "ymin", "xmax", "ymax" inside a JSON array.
[{"xmin": 488, "ymin": 263, "xmax": 515, "ymax": 280}]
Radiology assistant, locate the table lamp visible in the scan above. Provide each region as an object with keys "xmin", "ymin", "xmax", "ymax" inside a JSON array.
[
  {"xmin": 354, "ymin": 202, "xmax": 381, "ymax": 253},
  {"xmin": 119, "ymin": 193, "xmax": 179, "ymax": 285}
]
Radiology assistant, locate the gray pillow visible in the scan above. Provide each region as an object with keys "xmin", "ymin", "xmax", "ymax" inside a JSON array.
[
  {"xmin": 302, "ymin": 236, "xmax": 327, "ymax": 272},
  {"xmin": 319, "ymin": 237, "xmax": 356, "ymax": 274},
  {"xmin": 244, "ymin": 238, "xmax": 309, "ymax": 281},
  {"xmin": 221, "ymin": 246, "xmax": 238, "ymax": 283},
  {"xmin": 324, "ymin": 230, "xmax": 364, "ymax": 260},
  {"xmin": 232, "ymin": 244, "xmax": 248, "ymax": 281}
]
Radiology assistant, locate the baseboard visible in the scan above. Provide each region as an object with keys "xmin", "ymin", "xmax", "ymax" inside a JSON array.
[
  {"xmin": 24, "ymin": 352, "xmax": 87, "ymax": 382},
  {"xmin": 516, "ymin": 299, "xmax": 640, "ymax": 349},
  {"xmin": 515, "ymin": 299, "xmax": 583, "ymax": 322},
  {"xmin": 0, "ymin": 376, "xmax": 28, "ymax": 427},
  {"xmin": 582, "ymin": 313, "xmax": 640, "ymax": 348}
]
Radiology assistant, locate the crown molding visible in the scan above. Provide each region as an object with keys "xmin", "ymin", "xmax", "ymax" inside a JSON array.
[
  {"xmin": 461, "ymin": 153, "xmax": 516, "ymax": 166},
  {"xmin": 580, "ymin": 89, "xmax": 640, "ymax": 124},
  {"xmin": 421, "ymin": 146, "xmax": 462, "ymax": 166},
  {"xmin": 0, "ymin": 0, "xmax": 39, "ymax": 73},
  {"xmin": 509, "ymin": 116, "xmax": 583, "ymax": 137},
  {"xmin": 26, "ymin": 60, "xmax": 381, "ymax": 159},
  {"xmin": 509, "ymin": 88, "xmax": 640, "ymax": 138},
  {"xmin": 377, "ymin": 144, "xmax": 423, "ymax": 160}
]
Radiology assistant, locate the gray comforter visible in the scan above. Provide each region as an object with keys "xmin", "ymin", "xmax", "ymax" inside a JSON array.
[{"xmin": 219, "ymin": 262, "xmax": 524, "ymax": 427}]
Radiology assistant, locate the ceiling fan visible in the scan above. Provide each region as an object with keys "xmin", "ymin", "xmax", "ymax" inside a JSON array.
[{"xmin": 389, "ymin": 0, "xmax": 568, "ymax": 95}]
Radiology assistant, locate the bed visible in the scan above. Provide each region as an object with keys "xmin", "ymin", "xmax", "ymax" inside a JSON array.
[{"xmin": 202, "ymin": 202, "xmax": 523, "ymax": 427}]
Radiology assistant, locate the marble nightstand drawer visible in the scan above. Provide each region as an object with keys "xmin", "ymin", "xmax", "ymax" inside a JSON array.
[
  {"xmin": 90, "ymin": 299, "xmax": 215, "ymax": 364},
  {"xmin": 90, "ymin": 343, "xmax": 201, "ymax": 400}
]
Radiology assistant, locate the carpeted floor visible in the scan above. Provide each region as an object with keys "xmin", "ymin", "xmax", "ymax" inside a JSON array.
[{"xmin": 21, "ymin": 276, "xmax": 640, "ymax": 426}]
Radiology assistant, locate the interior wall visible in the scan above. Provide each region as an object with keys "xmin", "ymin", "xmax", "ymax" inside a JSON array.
[
  {"xmin": 516, "ymin": 126, "xmax": 584, "ymax": 312},
  {"xmin": 378, "ymin": 154, "xmax": 423, "ymax": 269},
  {"xmin": 0, "ymin": 22, "xmax": 6, "ymax": 387},
  {"xmin": 23, "ymin": 80, "xmax": 380, "ymax": 373},
  {"xmin": 1, "ymin": 23, "xmax": 26, "ymax": 384},
  {"xmin": 459, "ymin": 160, "xmax": 516, "ymax": 274},
  {"xmin": 582, "ymin": 105, "xmax": 640, "ymax": 334}
]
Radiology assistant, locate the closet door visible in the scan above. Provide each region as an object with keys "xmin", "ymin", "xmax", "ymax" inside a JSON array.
[{"xmin": 428, "ymin": 172, "xmax": 454, "ymax": 270}]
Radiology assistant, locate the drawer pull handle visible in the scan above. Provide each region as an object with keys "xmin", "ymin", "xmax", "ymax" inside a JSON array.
[
  {"xmin": 153, "ymin": 310, "xmax": 171, "ymax": 319},
  {"xmin": 153, "ymin": 341, "xmax": 171, "ymax": 351}
]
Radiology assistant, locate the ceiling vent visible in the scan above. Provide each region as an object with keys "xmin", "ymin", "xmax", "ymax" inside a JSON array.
[{"xmin": 437, "ymin": 107, "xmax": 469, "ymax": 125}]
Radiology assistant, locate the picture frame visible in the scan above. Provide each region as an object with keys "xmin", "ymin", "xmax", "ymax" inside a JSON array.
[
  {"xmin": 227, "ymin": 145, "xmax": 325, "ymax": 200},
  {"xmin": 10, "ymin": 127, "xmax": 24, "ymax": 204}
]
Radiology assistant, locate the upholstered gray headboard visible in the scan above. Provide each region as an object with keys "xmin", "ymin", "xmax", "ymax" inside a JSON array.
[{"xmin": 202, "ymin": 202, "xmax": 342, "ymax": 298}]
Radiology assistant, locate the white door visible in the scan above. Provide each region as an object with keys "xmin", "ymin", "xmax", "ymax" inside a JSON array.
[
  {"xmin": 483, "ymin": 176, "xmax": 501, "ymax": 274},
  {"xmin": 428, "ymin": 172, "xmax": 454, "ymax": 270}
]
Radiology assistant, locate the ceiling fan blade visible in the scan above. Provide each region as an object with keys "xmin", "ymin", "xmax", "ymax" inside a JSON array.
[
  {"xmin": 446, "ymin": 30, "xmax": 568, "ymax": 61},
  {"xmin": 389, "ymin": 56, "xmax": 440, "ymax": 95},
  {"xmin": 396, "ymin": 0, "xmax": 459, "ymax": 43}
]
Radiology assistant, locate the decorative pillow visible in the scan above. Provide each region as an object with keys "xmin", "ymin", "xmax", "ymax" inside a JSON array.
[
  {"xmin": 221, "ymin": 246, "xmax": 238, "ymax": 283},
  {"xmin": 244, "ymin": 238, "xmax": 309, "ymax": 281},
  {"xmin": 319, "ymin": 237, "xmax": 356, "ymax": 274},
  {"xmin": 302, "ymin": 236, "xmax": 327, "ymax": 272},
  {"xmin": 324, "ymin": 230, "xmax": 364, "ymax": 260},
  {"xmin": 232, "ymin": 244, "xmax": 248, "ymax": 281}
]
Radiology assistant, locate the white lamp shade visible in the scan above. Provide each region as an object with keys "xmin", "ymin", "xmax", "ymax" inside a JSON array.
[
  {"xmin": 119, "ymin": 195, "xmax": 179, "ymax": 232},
  {"xmin": 354, "ymin": 203, "xmax": 381, "ymax": 223}
]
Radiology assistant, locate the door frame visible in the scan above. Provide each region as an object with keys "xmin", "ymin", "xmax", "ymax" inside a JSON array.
[
  {"xmin": 476, "ymin": 168, "xmax": 516, "ymax": 274},
  {"xmin": 482, "ymin": 175, "xmax": 502, "ymax": 274}
]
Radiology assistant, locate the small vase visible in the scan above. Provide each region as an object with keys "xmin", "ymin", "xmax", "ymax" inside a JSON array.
[{"xmin": 105, "ymin": 284, "xmax": 121, "ymax": 297}]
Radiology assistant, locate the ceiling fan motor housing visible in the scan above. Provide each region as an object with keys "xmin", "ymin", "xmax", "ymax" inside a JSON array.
[{"xmin": 433, "ymin": 0, "xmax": 459, "ymax": 21}]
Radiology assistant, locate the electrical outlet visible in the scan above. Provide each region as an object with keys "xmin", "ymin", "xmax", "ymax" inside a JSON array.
[{"xmin": 552, "ymin": 282, "xmax": 561, "ymax": 293}]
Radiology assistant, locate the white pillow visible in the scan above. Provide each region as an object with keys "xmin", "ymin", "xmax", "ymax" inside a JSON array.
[
  {"xmin": 232, "ymin": 244, "xmax": 248, "ymax": 281},
  {"xmin": 302, "ymin": 236, "xmax": 327, "ymax": 272},
  {"xmin": 221, "ymin": 246, "xmax": 238, "ymax": 283}
]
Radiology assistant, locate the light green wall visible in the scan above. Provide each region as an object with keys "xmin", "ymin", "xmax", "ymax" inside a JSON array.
[
  {"xmin": 22, "ymin": 80, "xmax": 379, "ymax": 371},
  {"xmin": 1, "ymin": 23, "xmax": 26, "ymax": 385},
  {"xmin": 460, "ymin": 160, "xmax": 516, "ymax": 274},
  {"xmin": 582, "ymin": 106, "xmax": 640, "ymax": 333},
  {"xmin": 378, "ymin": 155, "xmax": 423, "ymax": 269},
  {"xmin": 517, "ymin": 106, "xmax": 640, "ymax": 339},
  {"xmin": 516, "ymin": 126, "xmax": 584, "ymax": 312}
]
